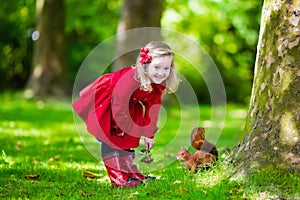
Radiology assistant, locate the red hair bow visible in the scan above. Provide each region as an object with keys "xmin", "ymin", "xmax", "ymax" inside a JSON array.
[{"xmin": 139, "ymin": 48, "xmax": 152, "ymax": 64}]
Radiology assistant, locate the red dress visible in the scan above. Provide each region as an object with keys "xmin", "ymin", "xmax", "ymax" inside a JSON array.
[{"xmin": 72, "ymin": 67, "xmax": 165, "ymax": 149}]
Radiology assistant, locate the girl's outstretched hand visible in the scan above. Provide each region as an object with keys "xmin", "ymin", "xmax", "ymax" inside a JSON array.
[{"xmin": 144, "ymin": 137, "xmax": 154, "ymax": 151}]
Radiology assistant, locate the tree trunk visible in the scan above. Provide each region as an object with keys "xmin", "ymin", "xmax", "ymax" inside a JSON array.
[
  {"xmin": 114, "ymin": 0, "xmax": 163, "ymax": 70},
  {"xmin": 234, "ymin": 0, "xmax": 300, "ymax": 172},
  {"xmin": 26, "ymin": 0, "xmax": 68, "ymax": 97}
]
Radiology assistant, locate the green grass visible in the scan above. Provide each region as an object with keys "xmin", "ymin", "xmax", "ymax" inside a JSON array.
[{"xmin": 0, "ymin": 93, "xmax": 299, "ymax": 199}]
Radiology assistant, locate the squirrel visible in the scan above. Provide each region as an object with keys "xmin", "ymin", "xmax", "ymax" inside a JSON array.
[
  {"xmin": 190, "ymin": 127, "xmax": 218, "ymax": 161},
  {"xmin": 176, "ymin": 147, "xmax": 215, "ymax": 173}
]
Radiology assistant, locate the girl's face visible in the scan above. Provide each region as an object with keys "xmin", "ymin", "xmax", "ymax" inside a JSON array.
[{"xmin": 147, "ymin": 56, "xmax": 172, "ymax": 84}]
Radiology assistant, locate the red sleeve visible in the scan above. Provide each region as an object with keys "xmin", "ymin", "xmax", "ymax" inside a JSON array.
[
  {"xmin": 111, "ymin": 70, "xmax": 140, "ymax": 134},
  {"xmin": 142, "ymin": 94, "xmax": 163, "ymax": 138}
]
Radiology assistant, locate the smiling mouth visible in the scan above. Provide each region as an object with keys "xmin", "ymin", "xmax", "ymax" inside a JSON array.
[
  {"xmin": 151, "ymin": 76, "xmax": 165, "ymax": 83},
  {"xmin": 154, "ymin": 78, "xmax": 163, "ymax": 82}
]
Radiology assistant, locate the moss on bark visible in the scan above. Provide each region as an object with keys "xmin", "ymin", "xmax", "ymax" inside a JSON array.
[{"xmin": 234, "ymin": 0, "xmax": 300, "ymax": 173}]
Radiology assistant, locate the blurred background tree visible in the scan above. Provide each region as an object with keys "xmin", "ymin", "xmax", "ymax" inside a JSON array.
[
  {"xmin": 26, "ymin": 0, "xmax": 68, "ymax": 97},
  {"xmin": 0, "ymin": 0, "xmax": 35, "ymax": 91},
  {"xmin": 114, "ymin": 0, "xmax": 163, "ymax": 70},
  {"xmin": 0, "ymin": 0, "xmax": 262, "ymax": 103}
]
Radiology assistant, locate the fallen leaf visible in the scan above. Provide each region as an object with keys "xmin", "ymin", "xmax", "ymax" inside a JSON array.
[
  {"xmin": 82, "ymin": 170, "xmax": 102, "ymax": 179},
  {"xmin": 80, "ymin": 189, "xmax": 93, "ymax": 197},
  {"xmin": 178, "ymin": 186, "xmax": 186, "ymax": 194},
  {"xmin": 48, "ymin": 155, "xmax": 60, "ymax": 162},
  {"xmin": 24, "ymin": 174, "xmax": 40, "ymax": 180}
]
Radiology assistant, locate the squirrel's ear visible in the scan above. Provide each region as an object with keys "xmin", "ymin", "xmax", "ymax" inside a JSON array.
[
  {"xmin": 200, "ymin": 127, "xmax": 206, "ymax": 133},
  {"xmin": 184, "ymin": 146, "xmax": 188, "ymax": 150}
]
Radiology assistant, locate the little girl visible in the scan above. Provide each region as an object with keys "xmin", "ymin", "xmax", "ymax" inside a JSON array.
[{"xmin": 72, "ymin": 41, "xmax": 180, "ymax": 187}]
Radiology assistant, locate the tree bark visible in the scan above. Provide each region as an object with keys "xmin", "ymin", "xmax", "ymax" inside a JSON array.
[
  {"xmin": 114, "ymin": 0, "xmax": 163, "ymax": 70},
  {"xmin": 26, "ymin": 0, "xmax": 68, "ymax": 97},
  {"xmin": 234, "ymin": 0, "xmax": 300, "ymax": 172}
]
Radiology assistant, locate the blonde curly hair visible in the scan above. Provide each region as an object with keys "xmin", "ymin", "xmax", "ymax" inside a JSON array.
[{"xmin": 134, "ymin": 41, "xmax": 180, "ymax": 93}]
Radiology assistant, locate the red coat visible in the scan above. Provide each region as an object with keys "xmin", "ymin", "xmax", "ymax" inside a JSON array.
[{"xmin": 72, "ymin": 67, "xmax": 165, "ymax": 149}]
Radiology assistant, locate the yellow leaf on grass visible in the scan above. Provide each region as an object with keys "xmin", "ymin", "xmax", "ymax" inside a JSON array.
[{"xmin": 82, "ymin": 170, "xmax": 103, "ymax": 179}]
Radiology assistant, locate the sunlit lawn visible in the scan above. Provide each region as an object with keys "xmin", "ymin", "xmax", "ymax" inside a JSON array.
[{"xmin": 0, "ymin": 93, "xmax": 299, "ymax": 199}]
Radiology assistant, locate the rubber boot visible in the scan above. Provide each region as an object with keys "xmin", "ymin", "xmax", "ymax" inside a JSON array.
[
  {"xmin": 102, "ymin": 151, "xmax": 141, "ymax": 187},
  {"xmin": 119, "ymin": 150, "xmax": 156, "ymax": 181}
]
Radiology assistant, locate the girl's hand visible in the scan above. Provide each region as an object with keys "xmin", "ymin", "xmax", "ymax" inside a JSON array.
[{"xmin": 144, "ymin": 137, "xmax": 154, "ymax": 151}]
